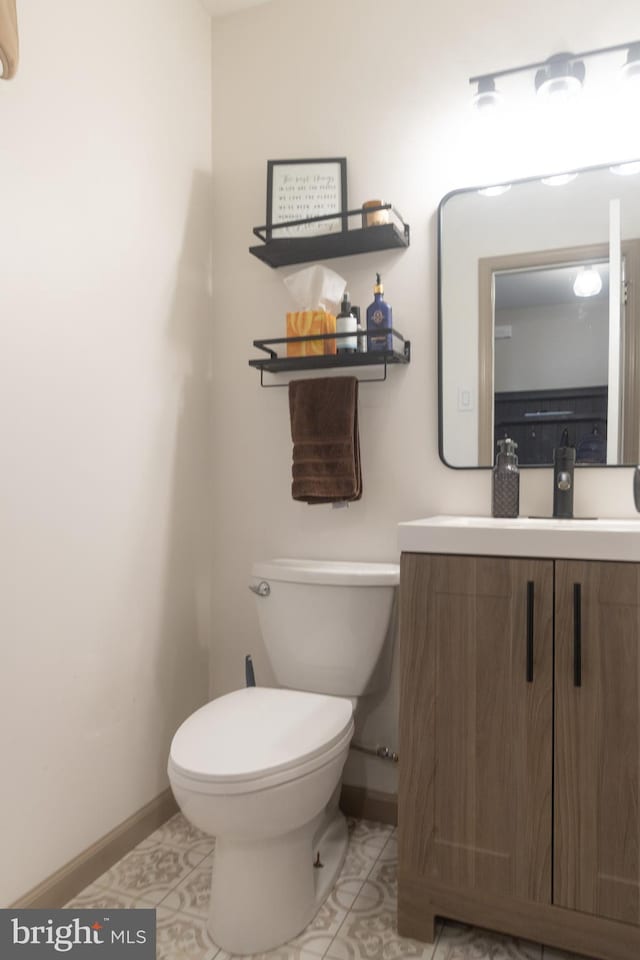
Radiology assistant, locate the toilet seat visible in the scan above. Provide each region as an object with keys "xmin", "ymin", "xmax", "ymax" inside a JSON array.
[{"xmin": 168, "ymin": 687, "xmax": 354, "ymax": 796}]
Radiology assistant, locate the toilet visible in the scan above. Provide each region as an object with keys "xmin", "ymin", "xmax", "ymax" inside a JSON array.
[{"xmin": 167, "ymin": 557, "xmax": 399, "ymax": 955}]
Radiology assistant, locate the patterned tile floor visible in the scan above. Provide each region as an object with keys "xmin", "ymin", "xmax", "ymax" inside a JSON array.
[{"xmin": 65, "ymin": 815, "xmax": 591, "ymax": 960}]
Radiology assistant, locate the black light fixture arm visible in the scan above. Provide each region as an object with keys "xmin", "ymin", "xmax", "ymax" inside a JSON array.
[{"xmin": 469, "ymin": 39, "xmax": 640, "ymax": 86}]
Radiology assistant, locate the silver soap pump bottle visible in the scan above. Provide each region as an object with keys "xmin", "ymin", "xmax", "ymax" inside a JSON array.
[{"xmin": 492, "ymin": 437, "xmax": 520, "ymax": 518}]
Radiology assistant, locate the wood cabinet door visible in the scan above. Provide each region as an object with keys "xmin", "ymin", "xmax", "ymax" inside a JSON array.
[
  {"xmin": 398, "ymin": 553, "xmax": 553, "ymax": 903},
  {"xmin": 555, "ymin": 560, "xmax": 640, "ymax": 924}
]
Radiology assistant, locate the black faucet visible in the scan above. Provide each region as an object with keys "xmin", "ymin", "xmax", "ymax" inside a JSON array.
[{"xmin": 553, "ymin": 429, "xmax": 576, "ymax": 519}]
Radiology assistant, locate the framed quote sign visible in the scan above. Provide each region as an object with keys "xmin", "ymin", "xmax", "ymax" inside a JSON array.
[{"xmin": 266, "ymin": 158, "xmax": 347, "ymax": 240}]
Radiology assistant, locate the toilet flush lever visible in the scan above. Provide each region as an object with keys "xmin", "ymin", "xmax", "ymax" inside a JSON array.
[{"xmin": 249, "ymin": 580, "xmax": 270, "ymax": 598}]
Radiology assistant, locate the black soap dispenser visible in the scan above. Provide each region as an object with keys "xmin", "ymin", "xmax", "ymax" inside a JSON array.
[{"xmin": 492, "ymin": 437, "xmax": 520, "ymax": 518}]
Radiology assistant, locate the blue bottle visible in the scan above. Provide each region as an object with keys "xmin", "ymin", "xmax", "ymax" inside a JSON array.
[{"xmin": 366, "ymin": 273, "xmax": 393, "ymax": 351}]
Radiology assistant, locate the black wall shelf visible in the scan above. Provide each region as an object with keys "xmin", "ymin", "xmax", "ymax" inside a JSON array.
[
  {"xmin": 249, "ymin": 204, "xmax": 410, "ymax": 268},
  {"xmin": 249, "ymin": 329, "xmax": 411, "ymax": 387}
]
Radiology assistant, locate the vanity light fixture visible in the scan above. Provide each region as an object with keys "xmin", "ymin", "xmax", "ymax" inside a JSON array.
[
  {"xmin": 573, "ymin": 265, "xmax": 603, "ymax": 298},
  {"xmin": 470, "ymin": 39, "xmax": 640, "ymax": 112}
]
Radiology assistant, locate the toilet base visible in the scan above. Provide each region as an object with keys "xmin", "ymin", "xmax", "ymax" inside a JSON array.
[{"xmin": 207, "ymin": 803, "xmax": 348, "ymax": 955}]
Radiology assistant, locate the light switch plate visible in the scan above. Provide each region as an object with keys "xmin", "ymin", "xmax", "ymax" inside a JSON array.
[{"xmin": 458, "ymin": 387, "xmax": 473, "ymax": 412}]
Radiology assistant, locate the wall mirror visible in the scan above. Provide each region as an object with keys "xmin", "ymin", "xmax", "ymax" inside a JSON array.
[{"xmin": 438, "ymin": 159, "xmax": 640, "ymax": 468}]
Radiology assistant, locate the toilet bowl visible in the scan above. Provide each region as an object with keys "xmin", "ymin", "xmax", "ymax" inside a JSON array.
[
  {"xmin": 168, "ymin": 558, "xmax": 399, "ymax": 955},
  {"xmin": 169, "ymin": 687, "xmax": 354, "ymax": 954}
]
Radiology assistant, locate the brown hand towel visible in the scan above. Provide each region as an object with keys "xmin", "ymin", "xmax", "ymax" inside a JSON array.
[
  {"xmin": 289, "ymin": 376, "xmax": 362, "ymax": 504},
  {"xmin": 0, "ymin": 0, "xmax": 18, "ymax": 80}
]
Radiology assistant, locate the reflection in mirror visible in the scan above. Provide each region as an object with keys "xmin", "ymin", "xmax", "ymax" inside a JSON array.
[
  {"xmin": 439, "ymin": 160, "xmax": 640, "ymax": 468},
  {"xmin": 492, "ymin": 261, "xmax": 610, "ymax": 465}
]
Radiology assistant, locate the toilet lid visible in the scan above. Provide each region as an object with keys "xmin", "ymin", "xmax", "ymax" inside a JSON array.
[{"xmin": 169, "ymin": 687, "xmax": 353, "ymax": 784}]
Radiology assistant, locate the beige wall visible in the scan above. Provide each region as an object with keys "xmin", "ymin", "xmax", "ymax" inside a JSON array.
[
  {"xmin": 210, "ymin": 0, "xmax": 640, "ymax": 794},
  {"xmin": 0, "ymin": 0, "xmax": 212, "ymax": 905}
]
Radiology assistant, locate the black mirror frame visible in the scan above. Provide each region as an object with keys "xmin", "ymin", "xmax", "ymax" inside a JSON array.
[{"xmin": 437, "ymin": 156, "xmax": 640, "ymax": 470}]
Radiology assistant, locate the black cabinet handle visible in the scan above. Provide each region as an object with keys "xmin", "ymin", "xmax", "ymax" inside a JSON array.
[
  {"xmin": 526, "ymin": 581, "xmax": 534, "ymax": 683},
  {"xmin": 573, "ymin": 583, "xmax": 582, "ymax": 688}
]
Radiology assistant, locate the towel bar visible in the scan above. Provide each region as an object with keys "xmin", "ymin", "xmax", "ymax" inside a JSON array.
[
  {"xmin": 249, "ymin": 328, "xmax": 411, "ymax": 388},
  {"xmin": 257, "ymin": 362, "xmax": 393, "ymax": 388}
]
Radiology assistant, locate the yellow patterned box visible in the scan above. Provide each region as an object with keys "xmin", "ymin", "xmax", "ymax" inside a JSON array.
[{"xmin": 286, "ymin": 310, "xmax": 336, "ymax": 357}]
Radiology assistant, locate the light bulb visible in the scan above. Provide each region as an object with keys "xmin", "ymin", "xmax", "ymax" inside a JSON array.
[
  {"xmin": 478, "ymin": 184, "xmax": 511, "ymax": 197},
  {"xmin": 573, "ymin": 266, "xmax": 602, "ymax": 298},
  {"xmin": 610, "ymin": 161, "xmax": 640, "ymax": 176},
  {"xmin": 537, "ymin": 75, "xmax": 582, "ymax": 99},
  {"xmin": 541, "ymin": 173, "xmax": 578, "ymax": 186}
]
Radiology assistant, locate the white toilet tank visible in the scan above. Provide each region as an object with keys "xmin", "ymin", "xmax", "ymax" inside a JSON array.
[{"xmin": 250, "ymin": 558, "xmax": 399, "ymax": 697}]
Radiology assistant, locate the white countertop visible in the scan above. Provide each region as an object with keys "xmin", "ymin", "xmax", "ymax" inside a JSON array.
[{"xmin": 398, "ymin": 515, "xmax": 640, "ymax": 562}]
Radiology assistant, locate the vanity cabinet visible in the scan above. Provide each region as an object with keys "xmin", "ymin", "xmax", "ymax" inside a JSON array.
[
  {"xmin": 554, "ymin": 560, "xmax": 640, "ymax": 926},
  {"xmin": 398, "ymin": 552, "xmax": 640, "ymax": 960}
]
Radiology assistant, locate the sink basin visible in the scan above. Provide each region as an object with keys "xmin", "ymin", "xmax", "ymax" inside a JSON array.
[{"xmin": 398, "ymin": 515, "xmax": 640, "ymax": 562}]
